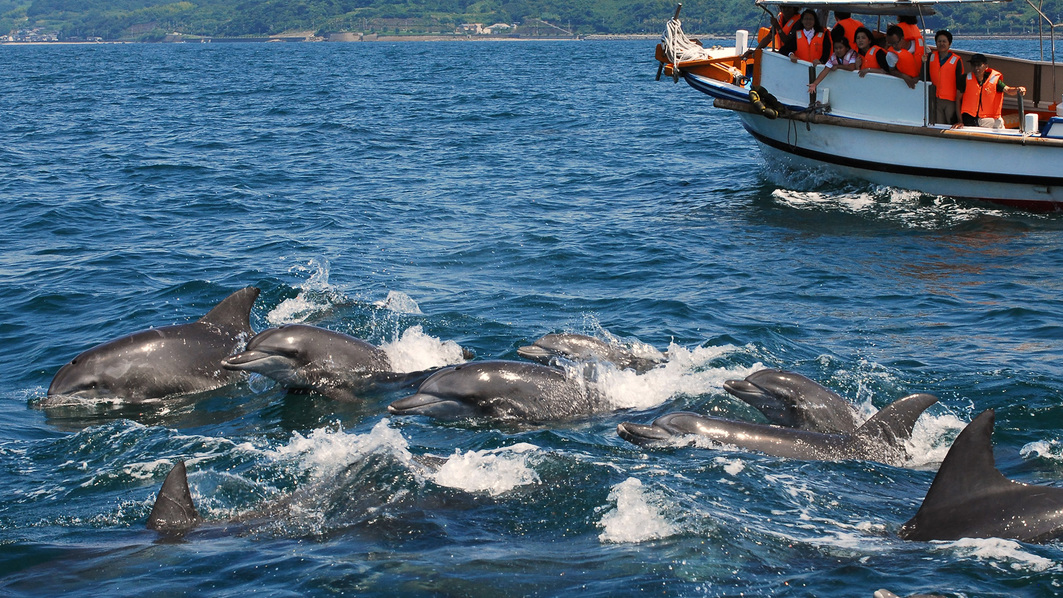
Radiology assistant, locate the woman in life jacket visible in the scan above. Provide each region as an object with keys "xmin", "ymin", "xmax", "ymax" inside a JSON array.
[{"xmin": 783, "ymin": 9, "xmax": 832, "ymax": 65}]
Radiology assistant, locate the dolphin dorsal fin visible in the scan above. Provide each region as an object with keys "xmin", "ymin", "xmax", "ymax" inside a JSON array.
[
  {"xmin": 147, "ymin": 461, "xmax": 200, "ymax": 533},
  {"xmin": 855, "ymin": 393, "xmax": 938, "ymax": 444},
  {"xmin": 917, "ymin": 409, "xmax": 1012, "ymax": 510},
  {"xmin": 197, "ymin": 287, "xmax": 259, "ymax": 332}
]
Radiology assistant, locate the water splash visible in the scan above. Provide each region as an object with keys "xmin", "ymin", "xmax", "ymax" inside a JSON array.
[
  {"xmin": 374, "ymin": 290, "xmax": 423, "ymax": 315},
  {"xmin": 597, "ymin": 477, "xmax": 676, "ymax": 543},
  {"xmin": 266, "ymin": 258, "xmax": 346, "ymax": 325},
  {"xmin": 379, "ymin": 325, "xmax": 468, "ymax": 373},
  {"xmin": 269, "ymin": 419, "xmax": 414, "ymax": 479},
  {"xmin": 431, "ymin": 443, "xmax": 540, "ymax": 496},
  {"xmin": 594, "ymin": 343, "xmax": 761, "ymax": 411}
]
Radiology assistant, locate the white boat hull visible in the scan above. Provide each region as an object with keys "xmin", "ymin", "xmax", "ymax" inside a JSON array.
[{"xmin": 736, "ymin": 111, "xmax": 1063, "ymax": 210}]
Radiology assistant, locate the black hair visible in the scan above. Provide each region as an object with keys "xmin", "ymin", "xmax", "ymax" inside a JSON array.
[
  {"xmin": 800, "ymin": 9, "xmax": 823, "ymax": 33},
  {"xmin": 854, "ymin": 26, "xmax": 876, "ymax": 48},
  {"xmin": 898, "ymin": 15, "xmax": 918, "ymax": 25},
  {"xmin": 886, "ymin": 24, "xmax": 904, "ymax": 39},
  {"xmin": 934, "ymin": 29, "xmax": 953, "ymax": 43},
  {"xmin": 833, "ymin": 36, "xmax": 851, "ymax": 50},
  {"xmin": 835, "ymin": 11, "xmax": 852, "ymax": 19}
]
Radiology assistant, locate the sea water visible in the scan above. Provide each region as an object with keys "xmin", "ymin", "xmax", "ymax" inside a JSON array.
[{"xmin": 1, "ymin": 38, "xmax": 1062, "ymax": 596}]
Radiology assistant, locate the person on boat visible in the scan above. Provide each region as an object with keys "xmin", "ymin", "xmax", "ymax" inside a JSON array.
[
  {"xmin": 953, "ymin": 54, "xmax": 1026, "ymax": 129},
  {"xmin": 896, "ymin": 15, "xmax": 926, "ymax": 65},
  {"xmin": 784, "ymin": 9, "xmax": 832, "ymax": 65},
  {"xmin": 830, "ymin": 11, "xmax": 864, "ymax": 50},
  {"xmin": 882, "ymin": 25, "xmax": 919, "ymax": 88},
  {"xmin": 926, "ymin": 30, "xmax": 965, "ymax": 125},
  {"xmin": 808, "ymin": 37, "xmax": 860, "ymax": 94},
  {"xmin": 743, "ymin": 5, "xmax": 801, "ymax": 57},
  {"xmin": 855, "ymin": 26, "xmax": 887, "ymax": 77}
]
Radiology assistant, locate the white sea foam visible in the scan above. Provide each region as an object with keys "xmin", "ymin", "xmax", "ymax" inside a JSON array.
[
  {"xmin": 597, "ymin": 477, "xmax": 677, "ymax": 543},
  {"xmin": 714, "ymin": 456, "xmax": 745, "ymax": 476},
  {"xmin": 431, "ymin": 443, "xmax": 540, "ymax": 496},
  {"xmin": 933, "ymin": 537, "xmax": 1059, "ymax": 572},
  {"xmin": 267, "ymin": 257, "xmax": 346, "ymax": 325},
  {"xmin": 770, "ymin": 187, "xmax": 1011, "ymax": 229},
  {"xmin": 594, "ymin": 342, "xmax": 760, "ymax": 411},
  {"xmin": 380, "ymin": 325, "xmax": 467, "ymax": 373},
  {"xmin": 269, "ymin": 419, "xmax": 414, "ymax": 479}
]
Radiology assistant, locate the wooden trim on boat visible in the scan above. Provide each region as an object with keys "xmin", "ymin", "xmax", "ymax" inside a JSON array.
[{"xmin": 713, "ymin": 98, "xmax": 1063, "ymax": 148}]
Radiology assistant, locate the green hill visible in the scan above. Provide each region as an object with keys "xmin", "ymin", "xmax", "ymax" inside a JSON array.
[{"xmin": 2, "ymin": 0, "xmax": 1061, "ymax": 41}]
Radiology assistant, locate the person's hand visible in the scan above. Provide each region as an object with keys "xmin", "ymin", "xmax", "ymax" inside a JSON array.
[
  {"xmin": 951, "ymin": 122, "xmax": 964, "ymax": 129},
  {"xmin": 807, "ymin": 83, "xmax": 817, "ymax": 93},
  {"xmin": 859, "ymin": 69, "xmax": 868, "ymax": 78},
  {"xmin": 789, "ymin": 53, "xmax": 797, "ymax": 63}
]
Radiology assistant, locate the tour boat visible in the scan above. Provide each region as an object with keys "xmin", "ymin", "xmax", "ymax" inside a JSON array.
[{"xmin": 656, "ymin": 0, "xmax": 1063, "ymax": 211}]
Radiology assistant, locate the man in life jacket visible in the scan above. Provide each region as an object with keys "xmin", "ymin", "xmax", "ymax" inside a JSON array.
[
  {"xmin": 953, "ymin": 54, "xmax": 1026, "ymax": 129},
  {"xmin": 897, "ymin": 15, "xmax": 926, "ymax": 64},
  {"xmin": 830, "ymin": 11, "xmax": 864, "ymax": 50},
  {"xmin": 927, "ymin": 30, "xmax": 965, "ymax": 125},
  {"xmin": 744, "ymin": 5, "xmax": 801, "ymax": 58},
  {"xmin": 883, "ymin": 25, "xmax": 919, "ymax": 88}
]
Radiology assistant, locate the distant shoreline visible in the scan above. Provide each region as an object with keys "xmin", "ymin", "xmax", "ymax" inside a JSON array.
[{"xmin": 1, "ymin": 32, "xmax": 1050, "ymax": 45}]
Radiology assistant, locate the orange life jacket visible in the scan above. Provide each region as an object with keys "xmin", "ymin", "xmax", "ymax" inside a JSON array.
[
  {"xmin": 771, "ymin": 13, "xmax": 801, "ymax": 49},
  {"xmin": 961, "ymin": 68, "xmax": 1004, "ymax": 119},
  {"xmin": 795, "ymin": 29, "xmax": 827, "ymax": 63},
  {"xmin": 860, "ymin": 47, "xmax": 883, "ymax": 70},
  {"xmin": 898, "ymin": 22, "xmax": 925, "ymax": 63},
  {"xmin": 833, "ymin": 17, "xmax": 864, "ymax": 49},
  {"xmin": 887, "ymin": 46, "xmax": 919, "ymax": 78},
  {"xmin": 929, "ymin": 51, "xmax": 961, "ymax": 101}
]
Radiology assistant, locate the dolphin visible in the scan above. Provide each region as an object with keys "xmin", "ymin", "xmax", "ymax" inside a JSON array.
[
  {"xmin": 898, "ymin": 409, "xmax": 1063, "ymax": 543},
  {"xmin": 387, "ymin": 360, "xmax": 607, "ymax": 422},
  {"xmin": 221, "ymin": 324, "xmax": 435, "ymax": 402},
  {"xmin": 617, "ymin": 393, "xmax": 938, "ymax": 466},
  {"xmin": 46, "ymin": 287, "xmax": 260, "ymax": 402},
  {"xmin": 517, "ymin": 333, "xmax": 664, "ymax": 373},
  {"xmin": 723, "ymin": 369, "xmax": 860, "ymax": 434}
]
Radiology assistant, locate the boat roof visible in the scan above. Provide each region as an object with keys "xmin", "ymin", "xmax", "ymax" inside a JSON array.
[{"xmin": 755, "ymin": 0, "xmax": 1010, "ymax": 16}]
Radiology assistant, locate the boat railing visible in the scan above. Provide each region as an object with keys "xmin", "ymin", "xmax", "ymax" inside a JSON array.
[{"xmin": 757, "ymin": 49, "xmax": 931, "ymax": 126}]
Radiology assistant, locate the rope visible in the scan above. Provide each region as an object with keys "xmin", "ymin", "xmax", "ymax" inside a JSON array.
[{"xmin": 661, "ymin": 18, "xmax": 713, "ymax": 66}]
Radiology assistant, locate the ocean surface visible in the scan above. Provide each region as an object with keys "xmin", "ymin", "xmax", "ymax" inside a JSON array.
[{"xmin": 2, "ymin": 37, "xmax": 1063, "ymax": 597}]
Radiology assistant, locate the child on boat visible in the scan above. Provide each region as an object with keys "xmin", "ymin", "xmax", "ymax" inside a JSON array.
[{"xmin": 808, "ymin": 37, "xmax": 860, "ymax": 94}]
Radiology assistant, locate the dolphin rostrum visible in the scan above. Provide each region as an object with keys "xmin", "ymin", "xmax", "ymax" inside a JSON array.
[
  {"xmin": 617, "ymin": 393, "xmax": 938, "ymax": 467},
  {"xmin": 47, "ymin": 287, "xmax": 260, "ymax": 402},
  {"xmin": 899, "ymin": 409, "xmax": 1063, "ymax": 543}
]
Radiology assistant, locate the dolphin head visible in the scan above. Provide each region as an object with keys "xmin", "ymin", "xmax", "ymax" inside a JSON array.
[
  {"xmin": 517, "ymin": 333, "xmax": 663, "ymax": 373},
  {"xmin": 222, "ymin": 326, "xmax": 313, "ymax": 386},
  {"xmin": 47, "ymin": 349, "xmax": 121, "ymax": 400}
]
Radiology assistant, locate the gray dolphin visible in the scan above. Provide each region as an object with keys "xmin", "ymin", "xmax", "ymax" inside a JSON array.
[
  {"xmin": 221, "ymin": 324, "xmax": 431, "ymax": 402},
  {"xmin": 387, "ymin": 360, "xmax": 606, "ymax": 422},
  {"xmin": 617, "ymin": 393, "xmax": 938, "ymax": 466},
  {"xmin": 47, "ymin": 287, "xmax": 260, "ymax": 402},
  {"xmin": 899, "ymin": 409, "xmax": 1063, "ymax": 543},
  {"xmin": 517, "ymin": 333, "xmax": 664, "ymax": 373},
  {"xmin": 723, "ymin": 369, "xmax": 860, "ymax": 434}
]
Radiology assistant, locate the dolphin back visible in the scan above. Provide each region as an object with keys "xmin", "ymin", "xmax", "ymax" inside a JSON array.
[{"xmin": 147, "ymin": 461, "xmax": 200, "ymax": 533}]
